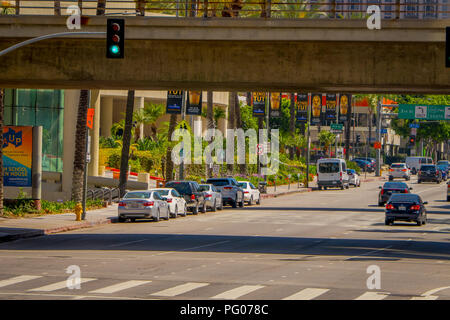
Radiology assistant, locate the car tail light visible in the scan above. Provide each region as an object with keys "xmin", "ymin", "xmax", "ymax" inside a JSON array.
[
  {"xmin": 191, "ymin": 194, "xmax": 196, "ymax": 200},
  {"xmin": 143, "ymin": 201, "xmax": 154, "ymax": 206},
  {"xmin": 224, "ymin": 187, "xmax": 233, "ymax": 190},
  {"xmin": 244, "ymin": 191, "xmax": 249, "ymax": 194},
  {"xmin": 118, "ymin": 202, "xmax": 126, "ymax": 207},
  {"xmin": 205, "ymin": 194, "xmax": 212, "ymax": 198},
  {"xmin": 166, "ymin": 198, "xmax": 173, "ymax": 203},
  {"xmin": 340, "ymin": 172, "xmax": 343, "ymax": 180},
  {"xmin": 389, "ymin": 169, "xmax": 394, "ymax": 172},
  {"xmin": 380, "ymin": 189, "xmax": 384, "ymax": 195},
  {"xmin": 403, "ymin": 188, "xmax": 408, "ymax": 193},
  {"xmin": 410, "ymin": 205, "xmax": 421, "ymax": 211},
  {"xmin": 401, "ymin": 169, "xmax": 407, "ymax": 172},
  {"xmin": 419, "ymin": 171, "xmax": 422, "ymax": 175},
  {"xmin": 386, "ymin": 204, "xmax": 394, "ymax": 210}
]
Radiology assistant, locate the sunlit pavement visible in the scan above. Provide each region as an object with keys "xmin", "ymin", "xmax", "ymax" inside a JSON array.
[{"xmin": 0, "ymin": 175, "xmax": 448, "ymax": 300}]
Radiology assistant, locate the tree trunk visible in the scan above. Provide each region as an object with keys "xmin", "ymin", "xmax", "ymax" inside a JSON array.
[
  {"xmin": 165, "ymin": 113, "xmax": 178, "ymax": 181},
  {"xmin": 118, "ymin": 90, "xmax": 135, "ymax": 197},
  {"xmin": 289, "ymin": 93, "xmax": 296, "ymax": 160},
  {"xmin": 0, "ymin": 89, "xmax": 4, "ymax": 216},
  {"xmin": 235, "ymin": 93, "xmax": 247, "ymax": 175},
  {"xmin": 206, "ymin": 91, "xmax": 214, "ymax": 178},
  {"xmin": 227, "ymin": 92, "xmax": 236, "ymax": 174},
  {"xmin": 71, "ymin": 90, "xmax": 89, "ymax": 202}
]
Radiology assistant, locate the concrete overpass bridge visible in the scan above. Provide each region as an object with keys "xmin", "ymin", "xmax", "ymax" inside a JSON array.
[{"xmin": 0, "ymin": 15, "xmax": 449, "ymax": 93}]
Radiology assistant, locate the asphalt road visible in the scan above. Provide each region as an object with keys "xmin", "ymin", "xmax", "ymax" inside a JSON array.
[{"xmin": 0, "ymin": 176, "xmax": 449, "ymax": 300}]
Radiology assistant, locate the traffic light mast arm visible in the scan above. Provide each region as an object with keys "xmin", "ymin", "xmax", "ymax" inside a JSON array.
[{"xmin": 0, "ymin": 32, "xmax": 106, "ymax": 58}]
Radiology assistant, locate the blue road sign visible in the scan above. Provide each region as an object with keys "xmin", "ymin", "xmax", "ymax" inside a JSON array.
[
  {"xmin": 409, "ymin": 123, "xmax": 420, "ymax": 129},
  {"xmin": 380, "ymin": 128, "xmax": 387, "ymax": 134}
]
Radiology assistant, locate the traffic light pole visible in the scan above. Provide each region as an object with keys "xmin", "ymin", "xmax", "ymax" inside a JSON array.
[
  {"xmin": 306, "ymin": 94, "xmax": 311, "ymax": 188},
  {"xmin": 0, "ymin": 32, "xmax": 106, "ymax": 58},
  {"xmin": 376, "ymin": 99, "xmax": 381, "ymax": 177}
]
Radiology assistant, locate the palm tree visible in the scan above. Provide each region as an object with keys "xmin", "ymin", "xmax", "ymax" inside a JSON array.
[
  {"xmin": 143, "ymin": 102, "xmax": 165, "ymax": 140},
  {"xmin": 227, "ymin": 92, "xmax": 236, "ymax": 174},
  {"xmin": 289, "ymin": 93, "xmax": 296, "ymax": 160},
  {"xmin": 165, "ymin": 113, "xmax": 178, "ymax": 181},
  {"xmin": 118, "ymin": 90, "xmax": 135, "ymax": 197},
  {"xmin": 318, "ymin": 130, "xmax": 336, "ymax": 157}
]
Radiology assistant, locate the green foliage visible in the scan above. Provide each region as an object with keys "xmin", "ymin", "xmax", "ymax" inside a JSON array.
[
  {"xmin": 346, "ymin": 160, "xmax": 361, "ymax": 174},
  {"xmin": 100, "ymin": 136, "xmax": 120, "ymax": 148}
]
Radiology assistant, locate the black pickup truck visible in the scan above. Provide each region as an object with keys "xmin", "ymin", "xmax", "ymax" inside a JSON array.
[{"xmin": 165, "ymin": 181, "xmax": 206, "ymax": 214}]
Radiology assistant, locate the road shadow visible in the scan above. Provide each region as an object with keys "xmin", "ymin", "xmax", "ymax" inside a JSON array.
[
  {"xmin": 0, "ymin": 232, "xmax": 448, "ymax": 261},
  {"xmin": 241, "ymin": 206, "xmax": 386, "ymax": 213}
]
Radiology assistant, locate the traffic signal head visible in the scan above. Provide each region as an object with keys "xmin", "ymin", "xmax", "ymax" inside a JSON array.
[
  {"xmin": 107, "ymin": 19, "xmax": 124, "ymax": 59},
  {"xmin": 409, "ymin": 135, "xmax": 416, "ymax": 145},
  {"xmin": 446, "ymin": 27, "xmax": 450, "ymax": 68},
  {"xmin": 356, "ymin": 135, "xmax": 360, "ymax": 143}
]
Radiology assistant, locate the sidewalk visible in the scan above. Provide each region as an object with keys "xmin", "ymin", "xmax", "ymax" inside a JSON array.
[{"xmin": 0, "ymin": 173, "xmax": 385, "ymax": 243}]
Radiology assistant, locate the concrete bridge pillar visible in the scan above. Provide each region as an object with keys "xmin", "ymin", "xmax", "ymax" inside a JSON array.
[{"xmin": 100, "ymin": 96, "xmax": 113, "ymax": 137}]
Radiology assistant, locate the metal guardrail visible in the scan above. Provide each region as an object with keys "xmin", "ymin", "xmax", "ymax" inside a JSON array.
[
  {"xmin": 87, "ymin": 187, "xmax": 120, "ymax": 203},
  {"xmin": 1, "ymin": 0, "xmax": 449, "ymax": 19}
]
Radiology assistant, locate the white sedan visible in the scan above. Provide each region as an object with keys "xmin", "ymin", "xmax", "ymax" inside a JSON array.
[
  {"xmin": 238, "ymin": 181, "xmax": 261, "ymax": 205},
  {"xmin": 346, "ymin": 169, "xmax": 361, "ymax": 187},
  {"xmin": 150, "ymin": 188, "xmax": 187, "ymax": 218},
  {"xmin": 118, "ymin": 190, "xmax": 170, "ymax": 222}
]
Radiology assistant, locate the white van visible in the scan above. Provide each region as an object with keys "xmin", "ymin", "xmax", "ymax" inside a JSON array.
[
  {"xmin": 317, "ymin": 158, "xmax": 349, "ymax": 190},
  {"xmin": 405, "ymin": 156, "xmax": 433, "ymax": 174}
]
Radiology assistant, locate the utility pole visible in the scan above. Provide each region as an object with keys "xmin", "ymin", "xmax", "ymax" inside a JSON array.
[
  {"xmin": 376, "ymin": 98, "xmax": 381, "ymax": 177},
  {"xmin": 306, "ymin": 93, "xmax": 311, "ymax": 188},
  {"xmin": 180, "ymin": 91, "xmax": 186, "ymax": 180},
  {"xmin": 265, "ymin": 92, "xmax": 270, "ymax": 183}
]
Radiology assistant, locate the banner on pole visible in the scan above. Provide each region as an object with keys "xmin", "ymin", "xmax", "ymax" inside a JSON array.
[
  {"xmin": 296, "ymin": 93, "xmax": 309, "ymax": 123},
  {"xmin": 166, "ymin": 90, "xmax": 184, "ymax": 114},
  {"xmin": 325, "ymin": 94, "xmax": 337, "ymax": 121},
  {"xmin": 252, "ymin": 92, "xmax": 266, "ymax": 117},
  {"xmin": 339, "ymin": 94, "xmax": 352, "ymax": 123},
  {"xmin": 269, "ymin": 92, "xmax": 281, "ymax": 118},
  {"xmin": 311, "ymin": 93, "xmax": 322, "ymax": 124},
  {"xmin": 186, "ymin": 91, "xmax": 203, "ymax": 115}
]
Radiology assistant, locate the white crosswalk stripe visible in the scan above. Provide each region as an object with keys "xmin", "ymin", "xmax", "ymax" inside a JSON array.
[
  {"xmin": 212, "ymin": 285, "xmax": 265, "ymax": 299},
  {"xmin": 89, "ymin": 280, "xmax": 152, "ymax": 294},
  {"xmin": 0, "ymin": 275, "xmax": 42, "ymax": 288},
  {"xmin": 150, "ymin": 282, "xmax": 209, "ymax": 297},
  {"xmin": 411, "ymin": 296, "xmax": 438, "ymax": 300},
  {"xmin": 354, "ymin": 292, "xmax": 389, "ymax": 300},
  {"xmin": 28, "ymin": 278, "xmax": 97, "ymax": 292},
  {"xmin": 282, "ymin": 288, "xmax": 329, "ymax": 300}
]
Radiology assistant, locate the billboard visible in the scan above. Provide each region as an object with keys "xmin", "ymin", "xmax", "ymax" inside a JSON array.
[
  {"xmin": 339, "ymin": 94, "xmax": 352, "ymax": 123},
  {"xmin": 252, "ymin": 92, "xmax": 266, "ymax": 117},
  {"xmin": 325, "ymin": 94, "xmax": 337, "ymax": 121},
  {"xmin": 2, "ymin": 126, "xmax": 33, "ymax": 187},
  {"xmin": 166, "ymin": 90, "xmax": 184, "ymax": 114},
  {"xmin": 311, "ymin": 93, "xmax": 322, "ymax": 124},
  {"xmin": 269, "ymin": 92, "xmax": 281, "ymax": 118},
  {"xmin": 296, "ymin": 93, "xmax": 308, "ymax": 123},
  {"xmin": 186, "ymin": 91, "xmax": 203, "ymax": 116}
]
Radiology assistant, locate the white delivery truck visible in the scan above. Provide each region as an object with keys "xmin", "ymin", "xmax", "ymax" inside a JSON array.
[
  {"xmin": 317, "ymin": 158, "xmax": 349, "ymax": 190},
  {"xmin": 405, "ymin": 156, "xmax": 433, "ymax": 174}
]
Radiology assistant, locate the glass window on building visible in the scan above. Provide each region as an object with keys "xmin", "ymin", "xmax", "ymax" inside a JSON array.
[{"xmin": 3, "ymin": 89, "xmax": 64, "ymax": 172}]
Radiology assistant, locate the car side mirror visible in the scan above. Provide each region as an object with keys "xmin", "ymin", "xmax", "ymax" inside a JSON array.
[
  {"xmin": 379, "ymin": 186, "xmax": 382, "ymax": 189},
  {"xmin": 423, "ymin": 201, "xmax": 428, "ymax": 205}
]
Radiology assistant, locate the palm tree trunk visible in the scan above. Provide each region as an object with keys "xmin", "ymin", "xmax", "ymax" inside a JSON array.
[
  {"xmin": 165, "ymin": 113, "xmax": 178, "ymax": 181},
  {"xmin": 234, "ymin": 93, "xmax": 247, "ymax": 175},
  {"xmin": 0, "ymin": 89, "xmax": 4, "ymax": 216},
  {"xmin": 227, "ymin": 92, "xmax": 236, "ymax": 174},
  {"xmin": 289, "ymin": 93, "xmax": 295, "ymax": 160},
  {"xmin": 71, "ymin": 89, "xmax": 89, "ymax": 202},
  {"xmin": 118, "ymin": 90, "xmax": 135, "ymax": 197},
  {"xmin": 206, "ymin": 91, "xmax": 214, "ymax": 178},
  {"xmin": 96, "ymin": 0, "xmax": 106, "ymax": 16},
  {"xmin": 54, "ymin": 1, "xmax": 61, "ymax": 15}
]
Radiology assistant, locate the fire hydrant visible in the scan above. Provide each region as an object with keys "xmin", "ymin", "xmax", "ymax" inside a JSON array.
[{"xmin": 75, "ymin": 203, "xmax": 82, "ymax": 221}]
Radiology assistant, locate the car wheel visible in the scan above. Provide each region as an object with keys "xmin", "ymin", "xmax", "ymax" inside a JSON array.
[
  {"xmin": 201, "ymin": 202, "xmax": 207, "ymax": 213},
  {"xmin": 218, "ymin": 200, "xmax": 223, "ymax": 210},
  {"xmin": 154, "ymin": 210, "xmax": 160, "ymax": 222},
  {"xmin": 447, "ymin": 196, "xmax": 450, "ymax": 202},
  {"xmin": 346, "ymin": 183, "xmax": 349, "ymax": 189},
  {"xmin": 232, "ymin": 200, "xmax": 237, "ymax": 208},
  {"xmin": 164, "ymin": 208, "xmax": 170, "ymax": 220},
  {"xmin": 340, "ymin": 185, "xmax": 344, "ymax": 190},
  {"xmin": 211, "ymin": 200, "xmax": 217, "ymax": 212},
  {"xmin": 256, "ymin": 196, "xmax": 261, "ymax": 205},
  {"xmin": 117, "ymin": 216, "xmax": 125, "ymax": 223},
  {"xmin": 192, "ymin": 203, "xmax": 199, "ymax": 215},
  {"xmin": 130, "ymin": 218, "xmax": 136, "ymax": 222},
  {"xmin": 318, "ymin": 186, "xmax": 322, "ymax": 190},
  {"xmin": 183, "ymin": 205, "xmax": 187, "ymax": 216},
  {"xmin": 437, "ymin": 180, "xmax": 440, "ymax": 184},
  {"xmin": 248, "ymin": 196, "xmax": 253, "ymax": 206},
  {"xmin": 385, "ymin": 219, "xmax": 391, "ymax": 226},
  {"xmin": 324, "ymin": 186, "xmax": 327, "ymax": 190},
  {"xmin": 418, "ymin": 180, "xmax": 421, "ymax": 184},
  {"xmin": 389, "ymin": 176, "xmax": 393, "ymax": 181},
  {"xmin": 239, "ymin": 199, "xmax": 244, "ymax": 208},
  {"xmin": 172, "ymin": 205, "xmax": 178, "ymax": 218},
  {"xmin": 378, "ymin": 201, "xmax": 384, "ymax": 207},
  {"xmin": 417, "ymin": 219, "xmax": 422, "ymax": 226}
]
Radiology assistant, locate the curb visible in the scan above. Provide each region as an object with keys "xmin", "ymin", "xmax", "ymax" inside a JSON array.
[{"xmin": 261, "ymin": 187, "xmax": 313, "ymax": 199}]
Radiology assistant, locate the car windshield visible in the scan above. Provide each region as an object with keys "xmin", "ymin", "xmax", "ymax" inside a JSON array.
[
  {"xmin": 391, "ymin": 164, "xmax": 405, "ymax": 168},
  {"xmin": 437, "ymin": 165, "xmax": 447, "ymax": 170},
  {"xmin": 347, "ymin": 170, "xmax": 355, "ymax": 174},
  {"xmin": 389, "ymin": 194, "xmax": 420, "ymax": 203},
  {"xmin": 124, "ymin": 192, "xmax": 151, "ymax": 199},
  {"xmin": 383, "ymin": 182, "xmax": 407, "ymax": 189},
  {"xmin": 153, "ymin": 189, "xmax": 169, "ymax": 196},
  {"xmin": 319, "ymin": 162, "xmax": 340, "ymax": 173},
  {"xmin": 420, "ymin": 165, "xmax": 436, "ymax": 170},
  {"xmin": 238, "ymin": 182, "xmax": 248, "ymax": 188},
  {"xmin": 165, "ymin": 182, "xmax": 191, "ymax": 194},
  {"xmin": 198, "ymin": 185, "xmax": 211, "ymax": 192},
  {"xmin": 207, "ymin": 179, "xmax": 231, "ymax": 186},
  {"xmin": 437, "ymin": 161, "xmax": 449, "ymax": 166}
]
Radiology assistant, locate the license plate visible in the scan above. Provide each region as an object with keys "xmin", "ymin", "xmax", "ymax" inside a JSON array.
[
  {"xmin": 332, "ymin": 181, "xmax": 336, "ymax": 184},
  {"xmin": 399, "ymin": 206, "xmax": 406, "ymax": 211},
  {"xmin": 129, "ymin": 203, "xmax": 139, "ymax": 208}
]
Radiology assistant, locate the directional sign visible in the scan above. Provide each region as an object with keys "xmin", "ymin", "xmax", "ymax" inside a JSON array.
[
  {"xmin": 409, "ymin": 123, "xmax": 420, "ymax": 129},
  {"xmin": 380, "ymin": 128, "xmax": 387, "ymax": 134},
  {"xmin": 399, "ymin": 104, "xmax": 450, "ymax": 120}
]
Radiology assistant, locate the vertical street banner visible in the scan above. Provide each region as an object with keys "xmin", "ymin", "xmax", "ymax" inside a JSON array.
[
  {"xmin": 269, "ymin": 92, "xmax": 281, "ymax": 118},
  {"xmin": 186, "ymin": 91, "xmax": 203, "ymax": 115},
  {"xmin": 325, "ymin": 94, "xmax": 337, "ymax": 121},
  {"xmin": 166, "ymin": 90, "xmax": 184, "ymax": 114},
  {"xmin": 311, "ymin": 93, "xmax": 322, "ymax": 124},
  {"xmin": 296, "ymin": 93, "xmax": 308, "ymax": 123},
  {"xmin": 252, "ymin": 92, "xmax": 266, "ymax": 117},
  {"xmin": 339, "ymin": 94, "xmax": 352, "ymax": 123},
  {"xmin": 86, "ymin": 108, "xmax": 95, "ymax": 129},
  {"xmin": 2, "ymin": 126, "xmax": 33, "ymax": 187}
]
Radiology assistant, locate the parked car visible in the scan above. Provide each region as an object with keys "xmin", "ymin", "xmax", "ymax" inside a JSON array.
[
  {"xmin": 206, "ymin": 177, "xmax": 245, "ymax": 208},
  {"xmin": 405, "ymin": 156, "xmax": 433, "ymax": 175},
  {"xmin": 352, "ymin": 159, "xmax": 374, "ymax": 173},
  {"xmin": 238, "ymin": 181, "xmax": 261, "ymax": 205},
  {"xmin": 388, "ymin": 163, "xmax": 411, "ymax": 181},
  {"xmin": 317, "ymin": 158, "xmax": 350, "ymax": 190},
  {"xmin": 378, "ymin": 181, "xmax": 412, "ymax": 206},
  {"xmin": 346, "ymin": 169, "xmax": 360, "ymax": 187},
  {"xmin": 447, "ymin": 181, "xmax": 450, "ymax": 201},
  {"xmin": 150, "ymin": 188, "xmax": 187, "ymax": 218},
  {"xmin": 418, "ymin": 164, "xmax": 442, "ymax": 184},
  {"xmin": 437, "ymin": 160, "xmax": 450, "ymax": 168},
  {"xmin": 198, "ymin": 184, "xmax": 223, "ymax": 211},
  {"xmin": 164, "ymin": 181, "xmax": 207, "ymax": 214},
  {"xmin": 385, "ymin": 193, "xmax": 428, "ymax": 226},
  {"xmin": 118, "ymin": 190, "xmax": 170, "ymax": 222},
  {"xmin": 437, "ymin": 163, "xmax": 449, "ymax": 181}
]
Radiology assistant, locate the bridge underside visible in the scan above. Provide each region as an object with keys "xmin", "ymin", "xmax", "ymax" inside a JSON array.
[{"xmin": 1, "ymin": 17, "xmax": 449, "ymax": 94}]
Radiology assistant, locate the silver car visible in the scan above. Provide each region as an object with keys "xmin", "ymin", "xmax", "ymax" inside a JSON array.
[
  {"xmin": 206, "ymin": 178, "xmax": 245, "ymax": 208},
  {"xmin": 118, "ymin": 190, "xmax": 170, "ymax": 222},
  {"xmin": 198, "ymin": 184, "xmax": 223, "ymax": 211}
]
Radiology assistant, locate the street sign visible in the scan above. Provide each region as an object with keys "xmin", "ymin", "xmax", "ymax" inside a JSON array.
[
  {"xmin": 330, "ymin": 123, "xmax": 343, "ymax": 130},
  {"xmin": 409, "ymin": 123, "xmax": 420, "ymax": 129},
  {"xmin": 380, "ymin": 128, "xmax": 387, "ymax": 134},
  {"xmin": 398, "ymin": 104, "xmax": 450, "ymax": 120}
]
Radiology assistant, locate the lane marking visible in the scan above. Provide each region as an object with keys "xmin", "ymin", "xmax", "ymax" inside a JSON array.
[
  {"xmin": 89, "ymin": 280, "xmax": 151, "ymax": 294},
  {"xmin": 354, "ymin": 292, "xmax": 389, "ymax": 300},
  {"xmin": 0, "ymin": 275, "xmax": 42, "ymax": 288},
  {"xmin": 282, "ymin": 288, "xmax": 329, "ymax": 300},
  {"xmin": 411, "ymin": 295, "xmax": 438, "ymax": 300},
  {"xmin": 421, "ymin": 286, "xmax": 450, "ymax": 297},
  {"xmin": 28, "ymin": 278, "xmax": 97, "ymax": 292},
  {"xmin": 346, "ymin": 245, "xmax": 393, "ymax": 261},
  {"xmin": 150, "ymin": 282, "xmax": 209, "ymax": 297},
  {"xmin": 0, "ymin": 291, "xmax": 155, "ymax": 300},
  {"xmin": 108, "ymin": 239, "xmax": 147, "ymax": 247},
  {"xmin": 212, "ymin": 285, "xmax": 265, "ymax": 299},
  {"xmin": 154, "ymin": 240, "xmax": 231, "ymax": 256}
]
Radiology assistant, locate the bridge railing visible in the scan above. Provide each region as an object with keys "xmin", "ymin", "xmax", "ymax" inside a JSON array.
[{"xmin": 1, "ymin": 0, "xmax": 449, "ymax": 19}]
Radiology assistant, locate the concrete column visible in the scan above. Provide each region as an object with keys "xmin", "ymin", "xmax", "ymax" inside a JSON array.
[
  {"xmin": 88, "ymin": 90, "xmax": 100, "ymax": 176},
  {"xmin": 100, "ymin": 96, "xmax": 113, "ymax": 137},
  {"xmin": 62, "ymin": 89, "xmax": 80, "ymax": 199}
]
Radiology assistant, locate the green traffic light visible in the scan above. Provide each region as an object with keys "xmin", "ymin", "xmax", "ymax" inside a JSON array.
[{"xmin": 110, "ymin": 45, "xmax": 120, "ymax": 55}]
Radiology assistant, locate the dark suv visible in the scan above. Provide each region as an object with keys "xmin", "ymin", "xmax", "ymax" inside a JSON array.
[
  {"xmin": 164, "ymin": 181, "xmax": 206, "ymax": 214},
  {"xmin": 206, "ymin": 178, "xmax": 245, "ymax": 208},
  {"xmin": 418, "ymin": 165, "xmax": 442, "ymax": 184}
]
